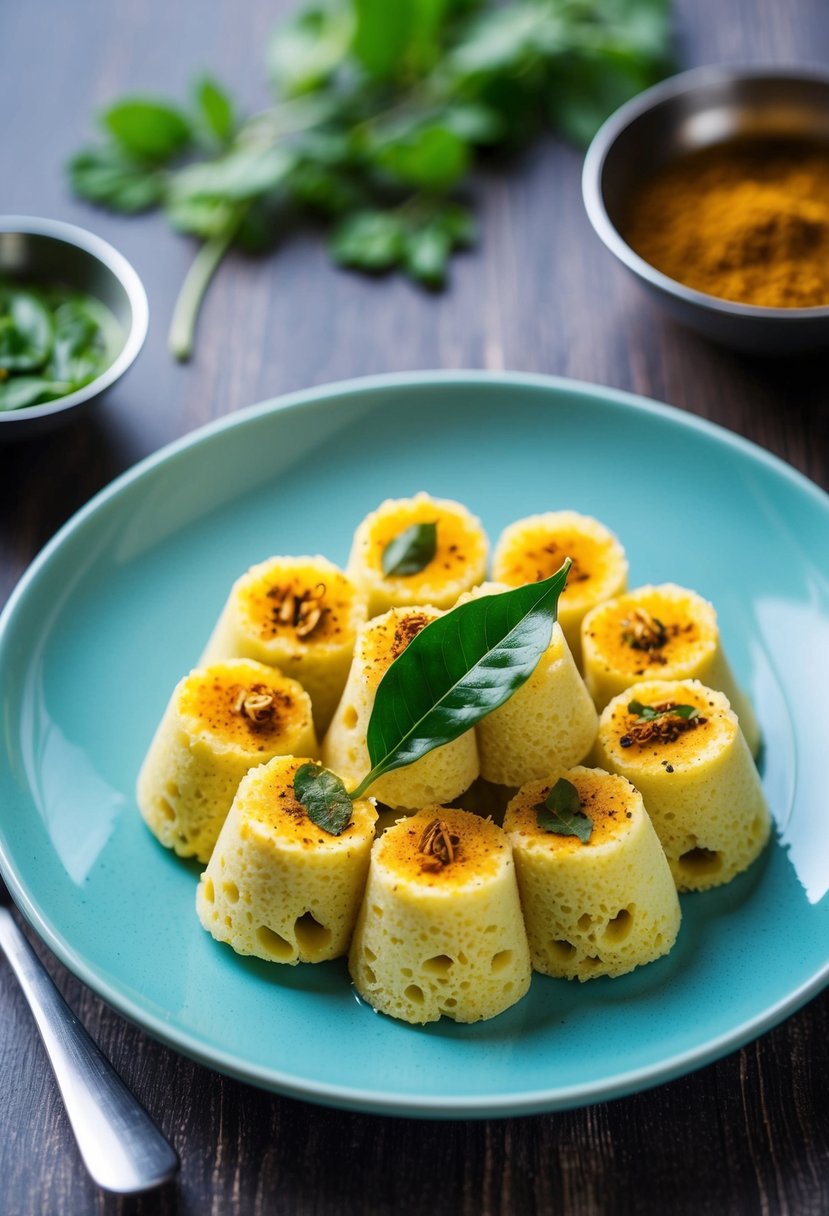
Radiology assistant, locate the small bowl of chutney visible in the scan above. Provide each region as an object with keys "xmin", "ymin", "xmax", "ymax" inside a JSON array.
[
  {"xmin": 0, "ymin": 216, "xmax": 148, "ymax": 438},
  {"xmin": 582, "ymin": 65, "xmax": 829, "ymax": 353}
]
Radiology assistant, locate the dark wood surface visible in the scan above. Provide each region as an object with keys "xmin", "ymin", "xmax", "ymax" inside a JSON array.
[{"xmin": 1, "ymin": 2, "xmax": 828, "ymax": 1213}]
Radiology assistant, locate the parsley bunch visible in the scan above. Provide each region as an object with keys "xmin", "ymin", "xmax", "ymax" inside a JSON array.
[{"xmin": 68, "ymin": 0, "xmax": 671, "ymax": 360}]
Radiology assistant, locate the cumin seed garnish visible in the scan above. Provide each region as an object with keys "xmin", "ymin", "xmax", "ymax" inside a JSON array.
[
  {"xmin": 233, "ymin": 684, "xmax": 277, "ymax": 727},
  {"xmin": 620, "ymin": 701, "xmax": 705, "ymax": 748},
  {"xmin": 267, "ymin": 582, "xmax": 327, "ymax": 639},
  {"xmin": 418, "ymin": 818, "xmax": 460, "ymax": 868},
  {"xmin": 621, "ymin": 607, "xmax": 671, "ymax": 652}
]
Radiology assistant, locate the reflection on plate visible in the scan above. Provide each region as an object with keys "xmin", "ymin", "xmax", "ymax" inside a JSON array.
[{"xmin": 0, "ymin": 372, "xmax": 827, "ymax": 1117}]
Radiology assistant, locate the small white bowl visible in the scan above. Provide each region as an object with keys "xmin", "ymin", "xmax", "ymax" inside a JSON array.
[{"xmin": 0, "ymin": 217, "xmax": 148, "ymax": 438}]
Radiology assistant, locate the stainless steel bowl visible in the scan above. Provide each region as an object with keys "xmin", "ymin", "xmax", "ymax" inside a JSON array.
[
  {"xmin": 0, "ymin": 217, "xmax": 148, "ymax": 437},
  {"xmin": 582, "ymin": 65, "xmax": 829, "ymax": 354}
]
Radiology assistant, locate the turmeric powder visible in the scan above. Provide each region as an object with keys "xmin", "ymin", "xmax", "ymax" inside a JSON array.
[{"xmin": 622, "ymin": 138, "xmax": 829, "ymax": 309}]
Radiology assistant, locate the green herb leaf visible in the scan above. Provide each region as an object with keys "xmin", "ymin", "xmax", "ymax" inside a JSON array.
[
  {"xmin": 268, "ymin": 3, "xmax": 354, "ymax": 97},
  {"xmin": 375, "ymin": 125, "xmax": 470, "ymax": 191},
  {"xmin": 381, "ymin": 521, "xmax": 438, "ymax": 576},
  {"xmin": 349, "ymin": 560, "xmax": 571, "ymax": 799},
  {"xmin": 168, "ymin": 145, "xmax": 294, "ymax": 204},
  {"xmin": 0, "ymin": 376, "xmax": 72, "ymax": 411},
  {"xmin": 404, "ymin": 223, "xmax": 451, "ymax": 287},
  {"xmin": 329, "ymin": 210, "xmax": 406, "ymax": 271},
  {"xmin": 536, "ymin": 778, "xmax": 592, "ymax": 843},
  {"xmin": 293, "ymin": 762, "xmax": 354, "ymax": 836},
  {"xmin": 628, "ymin": 699, "xmax": 699, "ymax": 721},
  {"xmin": 194, "ymin": 77, "xmax": 236, "ymax": 145},
  {"xmin": 102, "ymin": 98, "xmax": 192, "ymax": 163},
  {"xmin": 67, "ymin": 147, "xmax": 166, "ymax": 213},
  {"xmin": 0, "ymin": 290, "xmax": 53, "ymax": 371}
]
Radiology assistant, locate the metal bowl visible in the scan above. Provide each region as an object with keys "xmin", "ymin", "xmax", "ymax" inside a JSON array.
[
  {"xmin": 582, "ymin": 65, "xmax": 829, "ymax": 354},
  {"xmin": 0, "ymin": 217, "xmax": 148, "ymax": 438}
]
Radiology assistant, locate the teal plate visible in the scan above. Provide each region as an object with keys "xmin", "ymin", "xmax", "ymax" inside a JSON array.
[{"xmin": 1, "ymin": 372, "xmax": 827, "ymax": 1117}]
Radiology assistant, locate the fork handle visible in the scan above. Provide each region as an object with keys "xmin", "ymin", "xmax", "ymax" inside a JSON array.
[{"xmin": 0, "ymin": 907, "xmax": 179, "ymax": 1193}]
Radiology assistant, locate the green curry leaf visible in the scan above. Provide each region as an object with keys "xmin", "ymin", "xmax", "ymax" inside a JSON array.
[{"xmin": 349, "ymin": 560, "xmax": 571, "ymax": 799}]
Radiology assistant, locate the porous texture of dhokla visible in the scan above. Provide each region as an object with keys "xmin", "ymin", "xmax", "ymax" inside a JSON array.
[
  {"xmin": 200, "ymin": 555, "xmax": 367, "ymax": 734},
  {"xmin": 492, "ymin": 510, "xmax": 628, "ymax": 669},
  {"xmin": 349, "ymin": 807, "xmax": 531, "ymax": 1023},
  {"xmin": 504, "ymin": 766, "xmax": 680, "ymax": 980},
  {"xmin": 594, "ymin": 679, "xmax": 771, "ymax": 891},
  {"xmin": 196, "ymin": 755, "xmax": 377, "ymax": 964},
  {"xmin": 323, "ymin": 606, "xmax": 479, "ymax": 809},
  {"xmin": 453, "ymin": 582, "xmax": 596, "ymax": 786},
  {"xmin": 346, "ymin": 491, "xmax": 488, "ymax": 618},
  {"xmin": 581, "ymin": 582, "xmax": 760, "ymax": 755},
  {"xmin": 137, "ymin": 660, "xmax": 317, "ymax": 863}
]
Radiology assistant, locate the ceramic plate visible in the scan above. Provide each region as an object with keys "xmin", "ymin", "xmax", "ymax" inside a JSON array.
[{"xmin": 1, "ymin": 372, "xmax": 827, "ymax": 1117}]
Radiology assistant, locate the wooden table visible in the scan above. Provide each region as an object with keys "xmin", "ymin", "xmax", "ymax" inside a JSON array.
[{"xmin": 1, "ymin": 2, "xmax": 827, "ymax": 1212}]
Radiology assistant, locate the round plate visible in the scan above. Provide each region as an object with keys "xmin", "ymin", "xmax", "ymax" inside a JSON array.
[{"xmin": 1, "ymin": 372, "xmax": 827, "ymax": 1117}]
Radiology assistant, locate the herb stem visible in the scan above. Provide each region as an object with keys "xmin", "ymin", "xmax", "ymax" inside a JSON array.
[{"xmin": 168, "ymin": 223, "xmax": 238, "ymax": 362}]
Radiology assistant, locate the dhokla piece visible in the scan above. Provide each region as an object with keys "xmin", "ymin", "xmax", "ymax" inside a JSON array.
[
  {"xmin": 137, "ymin": 659, "xmax": 317, "ymax": 863},
  {"xmin": 323, "ymin": 606, "xmax": 479, "ymax": 809},
  {"xmin": 196, "ymin": 756, "xmax": 377, "ymax": 964},
  {"xmin": 503, "ymin": 766, "xmax": 680, "ymax": 980},
  {"xmin": 594, "ymin": 679, "xmax": 771, "ymax": 891},
  {"xmin": 581, "ymin": 582, "xmax": 761, "ymax": 755},
  {"xmin": 456, "ymin": 584, "xmax": 597, "ymax": 785},
  {"xmin": 346, "ymin": 492, "xmax": 489, "ymax": 618},
  {"xmin": 492, "ymin": 510, "xmax": 628, "ymax": 669},
  {"xmin": 349, "ymin": 807, "xmax": 531, "ymax": 1023},
  {"xmin": 200, "ymin": 555, "xmax": 367, "ymax": 734}
]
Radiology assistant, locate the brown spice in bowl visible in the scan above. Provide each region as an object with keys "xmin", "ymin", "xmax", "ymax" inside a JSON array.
[{"xmin": 622, "ymin": 138, "xmax": 829, "ymax": 308}]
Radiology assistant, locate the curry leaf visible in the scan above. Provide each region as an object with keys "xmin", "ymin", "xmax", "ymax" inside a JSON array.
[
  {"xmin": 294, "ymin": 762, "xmax": 354, "ymax": 835},
  {"xmin": 329, "ymin": 210, "xmax": 406, "ymax": 271},
  {"xmin": 67, "ymin": 147, "xmax": 166, "ymax": 213},
  {"xmin": 381, "ymin": 521, "xmax": 438, "ymax": 576},
  {"xmin": 102, "ymin": 98, "xmax": 192, "ymax": 163},
  {"xmin": 536, "ymin": 777, "xmax": 592, "ymax": 842},
  {"xmin": 349, "ymin": 560, "xmax": 571, "ymax": 799},
  {"xmin": 0, "ymin": 290, "xmax": 53, "ymax": 371},
  {"xmin": 194, "ymin": 77, "xmax": 236, "ymax": 145}
]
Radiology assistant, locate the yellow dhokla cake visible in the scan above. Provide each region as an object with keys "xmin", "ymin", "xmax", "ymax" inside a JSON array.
[
  {"xmin": 581, "ymin": 583, "xmax": 761, "ymax": 755},
  {"xmin": 200, "ymin": 555, "xmax": 367, "ymax": 734},
  {"xmin": 503, "ymin": 766, "xmax": 680, "ymax": 980},
  {"xmin": 323, "ymin": 606, "xmax": 479, "ymax": 809},
  {"xmin": 349, "ymin": 807, "xmax": 531, "ymax": 1023},
  {"xmin": 492, "ymin": 511, "xmax": 628, "ymax": 669},
  {"xmin": 137, "ymin": 659, "xmax": 317, "ymax": 863},
  {"xmin": 196, "ymin": 756, "xmax": 377, "ymax": 964},
  {"xmin": 346, "ymin": 492, "xmax": 488, "ymax": 618},
  {"xmin": 594, "ymin": 679, "xmax": 771, "ymax": 891},
  {"xmin": 455, "ymin": 583, "xmax": 597, "ymax": 786}
]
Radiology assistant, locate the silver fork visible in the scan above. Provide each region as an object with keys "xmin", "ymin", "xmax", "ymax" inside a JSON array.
[{"xmin": 0, "ymin": 879, "xmax": 179, "ymax": 1193}]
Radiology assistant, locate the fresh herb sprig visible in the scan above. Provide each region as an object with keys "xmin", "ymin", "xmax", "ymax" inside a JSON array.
[
  {"xmin": 67, "ymin": 0, "xmax": 672, "ymax": 360},
  {"xmin": 535, "ymin": 777, "xmax": 592, "ymax": 843},
  {"xmin": 296, "ymin": 559, "xmax": 571, "ymax": 834},
  {"xmin": 628, "ymin": 699, "xmax": 698, "ymax": 722}
]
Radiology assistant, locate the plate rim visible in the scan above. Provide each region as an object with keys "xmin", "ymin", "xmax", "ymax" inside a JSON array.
[{"xmin": 1, "ymin": 368, "xmax": 827, "ymax": 1117}]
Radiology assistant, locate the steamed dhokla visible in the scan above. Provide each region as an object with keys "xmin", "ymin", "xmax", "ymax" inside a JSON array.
[
  {"xmin": 456, "ymin": 583, "xmax": 597, "ymax": 786},
  {"xmin": 492, "ymin": 511, "xmax": 628, "ymax": 669},
  {"xmin": 347, "ymin": 492, "xmax": 488, "ymax": 617},
  {"xmin": 323, "ymin": 606, "xmax": 479, "ymax": 808},
  {"xmin": 200, "ymin": 555, "xmax": 367, "ymax": 734},
  {"xmin": 581, "ymin": 582, "xmax": 760, "ymax": 754},
  {"xmin": 137, "ymin": 659, "xmax": 317, "ymax": 863},
  {"xmin": 349, "ymin": 807, "xmax": 531, "ymax": 1023},
  {"xmin": 196, "ymin": 755, "xmax": 377, "ymax": 964},
  {"xmin": 594, "ymin": 679, "xmax": 771, "ymax": 891},
  {"xmin": 504, "ymin": 766, "xmax": 680, "ymax": 979}
]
